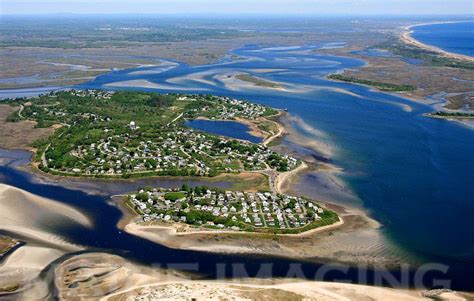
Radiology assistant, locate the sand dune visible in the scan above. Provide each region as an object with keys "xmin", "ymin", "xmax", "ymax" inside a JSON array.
[
  {"xmin": 50, "ymin": 252, "xmax": 471, "ymax": 301},
  {"xmin": 0, "ymin": 184, "xmax": 92, "ymax": 296},
  {"xmin": 103, "ymin": 278, "xmax": 469, "ymax": 301},
  {"xmin": 0, "ymin": 245, "xmax": 63, "ymax": 299},
  {"xmin": 0, "ymin": 184, "xmax": 91, "ymax": 248}
]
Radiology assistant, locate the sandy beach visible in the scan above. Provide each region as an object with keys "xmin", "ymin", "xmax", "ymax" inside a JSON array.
[
  {"xmin": 48, "ymin": 252, "xmax": 472, "ymax": 301},
  {"xmin": 124, "ymin": 212, "xmax": 343, "ymax": 239},
  {"xmin": 0, "ymin": 183, "xmax": 91, "ymax": 250},
  {"xmin": 0, "ymin": 184, "xmax": 92, "ymax": 297},
  {"xmin": 215, "ymin": 71, "xmax": 314, "ymax": 94},
  {"xmin": 116, "ymin": 193, "xmax": 410, "ymax": 267},
  {"xmin": 104, "ymin": 79, "xmax": 209, "ymax": 91},
  {"xmin": 104, "ymin": 280, "xmax": 469, "ymax": 301},
  {"xmin": 401, "ymin": 23, "xmax": 474, "ymax": 63},
  {"xmin": 274, "ymin": 161, "xmax": 308, "ymax": 194},
  {"xmin": 262, "ymin": 114, "xmax": 286, "ymax": 146}
]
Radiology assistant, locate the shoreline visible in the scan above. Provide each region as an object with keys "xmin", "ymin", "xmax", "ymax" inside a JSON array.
[
  {"xmin": 274, "ymin": 161, "xmax": 308, "ymax": 194},
  {"xmin": 1, "ymin": 142, "xmax": 403, "ymax": 269},
  {"xmin": 126, "ymin": 216, "xmax": 344, "ymax": 238},
  {"xmin": 401, "ymin": 22, "xmax": 474, "ymax": 63},
  {"xmin": 112, "ymin": 191, "xmax": 397, "ymax": 267},
  {"xmin": 116, "ymin": 204, "xmax": 405, "ymax": 267},
  {"xmin": 0, "ymin": 183, "xmax": 90, "ymax": 296},
  {"xmin": 101, "ymin": 279, "xmax": 469, "ymax": 301},
  {"xmin": 54, "ymin": 252, "xmax": 472, "ymax": 301},
  {"xmin": 193, "ymin": 110, "xmax": 286, "ymax": 146}
]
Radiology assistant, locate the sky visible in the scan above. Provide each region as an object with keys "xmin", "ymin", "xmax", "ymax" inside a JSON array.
[{"xmin": 1, "ymin": 0, "xmax": 473, "ymax": 15}]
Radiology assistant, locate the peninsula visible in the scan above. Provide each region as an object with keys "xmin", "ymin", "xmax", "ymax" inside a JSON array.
[{"xmin": 1, "ymin": 90, "xmax": 297, "ymax": 180}]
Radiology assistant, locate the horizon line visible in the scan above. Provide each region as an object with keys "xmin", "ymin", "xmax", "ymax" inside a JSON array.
[{"xmin": 2, "ymin": 12, "xmax": 474, "ymax": 17}]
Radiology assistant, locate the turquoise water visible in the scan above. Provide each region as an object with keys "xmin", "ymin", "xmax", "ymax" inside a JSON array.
[
  {"xmin": 185, "ymin": 119, "xmax": 263, "ymax": 143},
  {"xmin": 412, "ymin": 22, "xmax": 474, "ymax": 57}
]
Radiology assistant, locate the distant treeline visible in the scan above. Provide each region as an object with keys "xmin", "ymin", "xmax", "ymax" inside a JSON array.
[
  {"xmin": 431, "ymin": 111, "xmax": 474, "ymax": 118},
  {"xmin": 327, "ymin": 74, "xmax": 416, "ymax": 92}
]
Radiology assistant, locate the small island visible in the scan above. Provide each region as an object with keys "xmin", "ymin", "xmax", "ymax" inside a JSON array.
[
  {"xmin": 235, "ymin": 73, "xmax": 283, "ymax": 89},
  {"xmin": 327, "ymin": 74, "xmax": 416, "ymax": 92},
  {"xmin": 126, "ymin": 185, "xmax": 339, "ymax": 234}
]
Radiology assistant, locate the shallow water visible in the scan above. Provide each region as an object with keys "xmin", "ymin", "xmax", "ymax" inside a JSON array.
[
  {"xmin": 76, "ymin": 44, "xmax": 474, "ymax": 264},
  {"xmin": 1, "ymin": 43, "xmax": 474, "ymax": 289},
  {"xmin": 0, "ymin": 148, "xmax": 471, "ymax": 290}
]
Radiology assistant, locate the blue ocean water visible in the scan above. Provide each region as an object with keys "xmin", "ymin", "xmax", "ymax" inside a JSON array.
[
  {"xmin": 74, "ymin": 44, "xmax": 474, "ymax": 265},
  {"xmin": 185, "ymin": 119, "xmax": 263, "ymax": 143},
  {"xmin": 411, "ymin": 22, "xmax": 474, "ymax": 57},
  {"xmin": 2, "ymin": 43, "xmax": 474, "ymax": 289}
]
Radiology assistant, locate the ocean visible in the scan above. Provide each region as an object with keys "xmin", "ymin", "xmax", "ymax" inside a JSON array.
[{"xmin": 411, "ymin": 21, "xmax": 474, "ymax": 57}]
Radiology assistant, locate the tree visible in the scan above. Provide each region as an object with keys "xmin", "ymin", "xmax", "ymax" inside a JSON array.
[{"xmin": 181, "ymin": 183, "xmax": 191, "ymax": 192}]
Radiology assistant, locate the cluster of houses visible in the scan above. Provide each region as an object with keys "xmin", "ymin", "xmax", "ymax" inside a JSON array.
[
  {"xmin": 129, "ymin": 187, "xmax": 325, "ymax": 231},
  {"xmin": 62, "ymin": 126, "xmax": 298, "ymax": 176},
  {"xmin": 67, "ymin": 89, "xmax": 115, "ymax": 99},
  {"xmin": 30, "ymin": 90, "xmax": 297, "ymax": 178},
  {"xmin": 25, "ymin": 90, "xmax": 115, "ymax": 123},
  {"xmin": 30, "ymin": 106, "xmax": 111, "ymax": 124},
  {"xmin": 179, "ymin": 94, "xmax": 273, "ymax": 120}
]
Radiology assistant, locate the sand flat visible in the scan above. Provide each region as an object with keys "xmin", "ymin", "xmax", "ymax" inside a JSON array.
[
  {"xmin": 0, "ymin": 184, "xmax": 91, "ymax": 250},
  {"xmin": 102, "ymin": 279, "xmax": 450, "ymax": 301},
  {"xmin": 0, "ymin": 184, "xmax": 92, "ymax": 296},
  {"xmin": 104, "ymin": 79, "xmax": 209, "ymax": 91}
]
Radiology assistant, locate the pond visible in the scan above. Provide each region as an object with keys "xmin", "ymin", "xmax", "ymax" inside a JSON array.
[{"xmin": 185, "ymin": 119, "xmax": 263, "ymax": 143}]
